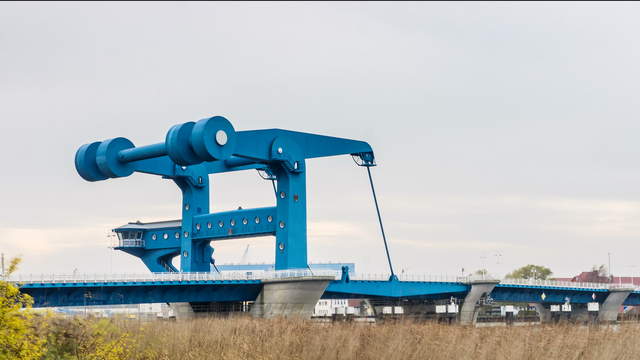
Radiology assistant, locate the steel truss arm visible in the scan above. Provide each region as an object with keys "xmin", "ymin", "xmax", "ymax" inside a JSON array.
[{"xmin": 77, "ymin": 115, "xmax": 377, "ymax": 273}]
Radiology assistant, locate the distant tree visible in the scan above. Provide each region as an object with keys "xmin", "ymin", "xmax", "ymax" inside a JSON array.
[
  {"xmin": 592, "ymin": 264, "xmax": 608, "ymax": 277},
  {"xmin": 474, "ymin": 269, "xmax": 489, "ymax": 276},
  {"xmin": 505, "ymin": 264, "xmax": 552, "ymax": 280}
]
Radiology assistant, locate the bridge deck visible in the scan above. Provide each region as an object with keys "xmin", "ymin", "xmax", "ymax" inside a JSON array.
[{"xmin": 8, "ymin": 272, "xmax": 640, "ymax": 307}]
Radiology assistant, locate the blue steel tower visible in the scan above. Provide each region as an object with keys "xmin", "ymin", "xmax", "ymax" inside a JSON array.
[{"xmin": 75, "ymin": 116, "xmax": 376, "ymax": 273}]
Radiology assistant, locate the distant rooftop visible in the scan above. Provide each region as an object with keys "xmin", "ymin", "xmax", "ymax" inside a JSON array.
[{"xmin": 114, "ymin": 220, "xmax": 181, "ymax": 231}]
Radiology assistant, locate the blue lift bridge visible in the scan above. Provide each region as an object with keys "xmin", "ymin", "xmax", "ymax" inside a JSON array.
[{"xmin": 11, "ymin": 115, "xmax": 640, "ymax": 323}]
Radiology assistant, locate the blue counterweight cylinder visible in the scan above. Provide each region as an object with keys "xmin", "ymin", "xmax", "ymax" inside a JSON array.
[
  {"xmin": 166, "ymin": 122, "xmax": 201, "ymax": 165},
  {"xmin": 96, "ymin": 137, "xmax": 136, "ymax": 178},
  {"xmin": 191, "ymin": 116, "xmax": 236, "ymax": 161},
  {"xmin": 75, "ymin": 142, "xmax": 108, "ymax": 182},
  {"xmin": 74, "ymin": 116, "xmax": 237, "ymax": 181}
]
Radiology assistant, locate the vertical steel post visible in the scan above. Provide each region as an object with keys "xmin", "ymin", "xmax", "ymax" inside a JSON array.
[{"xmin": 273, "ymin": 162, "xmax": 308, "ymax": 270}]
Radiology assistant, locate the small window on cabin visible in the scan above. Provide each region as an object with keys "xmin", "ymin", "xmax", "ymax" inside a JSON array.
[
  {"xmin": 136, "ymin": 232, "xmax": 142, "ymax": 239},
  {"xmin": 122, "ymin": 232, "xmax": 129, "ymax": 240}
]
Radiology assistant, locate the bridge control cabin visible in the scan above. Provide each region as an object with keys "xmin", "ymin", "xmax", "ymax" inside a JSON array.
[
  {"xmin": 112, "ymin": 220, "xmax": 183, "ymax": 272},
  {"xmin": 113, "ymin": 220, "xmax": 182, "ymax": 248}
]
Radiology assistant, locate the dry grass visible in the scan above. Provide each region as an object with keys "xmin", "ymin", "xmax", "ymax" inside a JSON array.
[{"xmin": 103, "ymin": 318, "xmax": 640, "ymax": 360}]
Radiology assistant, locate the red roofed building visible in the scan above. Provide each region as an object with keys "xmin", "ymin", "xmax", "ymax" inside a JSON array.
[{"xmin": 556, "ymin": 270, "xmax": 640, "ymax": 286}]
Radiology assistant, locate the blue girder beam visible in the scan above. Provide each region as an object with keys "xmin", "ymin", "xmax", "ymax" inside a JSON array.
[
  {"xmin": 324, "ymin": 280, "xmax": 469, "ymax": 300},
  {"xmin": 491, "ymin": 284, "xmax": 609, "ymax": 304},
  {"xmin": 21, "ymin": 281, "xmax": 262, "ymax": 307},
  {"xmin": 192, "ymin": 207, "xmax": 277, "ymax": 241},
  {"xmin": 17, "ymin": 280, "xmax": 640, "ymax": 308}
]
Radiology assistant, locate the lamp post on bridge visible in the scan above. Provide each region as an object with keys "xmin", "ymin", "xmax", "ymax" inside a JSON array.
[
  {"xmin": 622, "ymin": 265, "xmax": 638, "ymax": 286},
  {"xmin": 608, "ymin": 252, "xmax": 612, "ymax": 283},
  {"xmin": 480, "ymin": 256, "xmax": 487, "ymax": 280}
]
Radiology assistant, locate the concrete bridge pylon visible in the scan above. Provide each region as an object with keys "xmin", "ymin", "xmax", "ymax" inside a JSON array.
[
  {"xmin": 599, "ymin": 287, "xmax": 634, "ymax": 323},
  {"xmin": 250, "ymin": 276, "xmax": 333, "ymax": 318},
  {"xmin": 459, "ymin": 279, "xmax": 500, "ymax": 325}
]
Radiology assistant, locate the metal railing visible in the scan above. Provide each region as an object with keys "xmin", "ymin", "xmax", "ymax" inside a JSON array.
[
  {"xmin": 6, "ymin": 272, "xmax": 639, "ymax": 291},
  {"xmin": 6, "ymin": 270, "xmax": 341, "ymax": 284},
  {"xmin": 350, "ymin": 273, "xmax": 467, "ymax": 282},
  {"xmin": 117, "ymin": 239, "xmax": 144, "ymax": 247},
  {"xmin": 499, "ymin": 278, "xmax": 637, "ymax": 290}
]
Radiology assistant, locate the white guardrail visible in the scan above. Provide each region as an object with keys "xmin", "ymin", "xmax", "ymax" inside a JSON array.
[
  {"xmin": 499, "ymin": 278, "xmax": 636, "ymax": 290},
  {"xmin": 4, "ymin": 272, "xmax": 638, "ymax": 291},
  {"xmin": 5, "ymin": 270, "xmax": 341, "ymax": 284}
]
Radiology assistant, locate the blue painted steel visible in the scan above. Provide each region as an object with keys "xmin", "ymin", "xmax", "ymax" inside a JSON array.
[
  {"xmin": 366, "ymin": 166, "xmax": 395, "ymax": 279},
  {"xmin": 71, "ymin": 115, "xmax": 640, "ymax": 311},
  {"xmin": 21, "ymin": 281, "xmax": 262, "ymax": 307},
  {"xmin": 193, "ymin": 207, "xmax": 277, "ymax": 240},
  {"xmin": 76, "ymin": 115, "xmax": 375, "ymax": 272},
  {"xmin": 118, "ymin": 142, "xmax": 166, "ymax": 163},
  {"xmin": 324, "ymin": 280, "xmax": 469, "ymax": 299},
  {"xmin": 625, "ymin": 291, "xmax": 640, "ymax": 306},
  {"xmin": 21, "ymin": 279, "xmax": 634, "ymax": 308},
  {"xmin": 492, "ymin": 284, "xmax": 609, "ymax": 304}
]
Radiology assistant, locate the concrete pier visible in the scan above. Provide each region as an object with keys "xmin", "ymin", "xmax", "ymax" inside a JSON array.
[
  {"xmin": 572, "ymin": 306, "xmax": 590, "ymax": 323},
  {"xmin": 251, "ymin": 276, "xmax": 333, "ymax": 318},
  {"xmin": 532, "ymin": 303, "xmax": 551, "ymax": 323},
  {"xmin": 169, "ymin": 302, "xmax": 195, "ymax": 319},
  {"xmin": 460, "ymin": 279, "xmax": 500, "ymax": 325},
  {"xmin": 599, "ymin": 287, "xmax": 634, "ymax": 323}
]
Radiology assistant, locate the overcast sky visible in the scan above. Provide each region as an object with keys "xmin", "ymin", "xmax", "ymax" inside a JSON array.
[{"xmin": 2, "ymin": 2, "xmax": 640, "ymax": 278}]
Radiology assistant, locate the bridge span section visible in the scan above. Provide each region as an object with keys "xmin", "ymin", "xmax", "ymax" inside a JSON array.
[{"xmin": 9, "ymin": 271, "xmax": 640, "ymax": 323}]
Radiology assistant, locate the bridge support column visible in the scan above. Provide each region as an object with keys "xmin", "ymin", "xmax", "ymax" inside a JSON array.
[
  {"xmin": 572, "ymin": 306, "xmax": 590, "ymax": 323},
  {"xmin": 459, "ymin": 279, "xmax": 500, "ymax": 325},
  {"xmin": 532, "ymin": 303, "xmax": 551, "ymax": 323},
  {"xmin": 599, "ymin": 288, "xmax": 634, "ymax": 323},
  {"xmin": 251, "ymin": 276, "xmax": 333, "ymax": 319},
  {"xmin": 169, "ymin": 302, "xmax": 195, "ymax": 320}
]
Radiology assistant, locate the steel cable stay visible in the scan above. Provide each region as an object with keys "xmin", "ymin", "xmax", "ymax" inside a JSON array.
[
  {"xmin": 256, "ymin": 169, "xmax": 278, "ymax": 199},
  {"xmin": 352, "ymin": 155, "xmax": 396, "ymax": 280}
]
